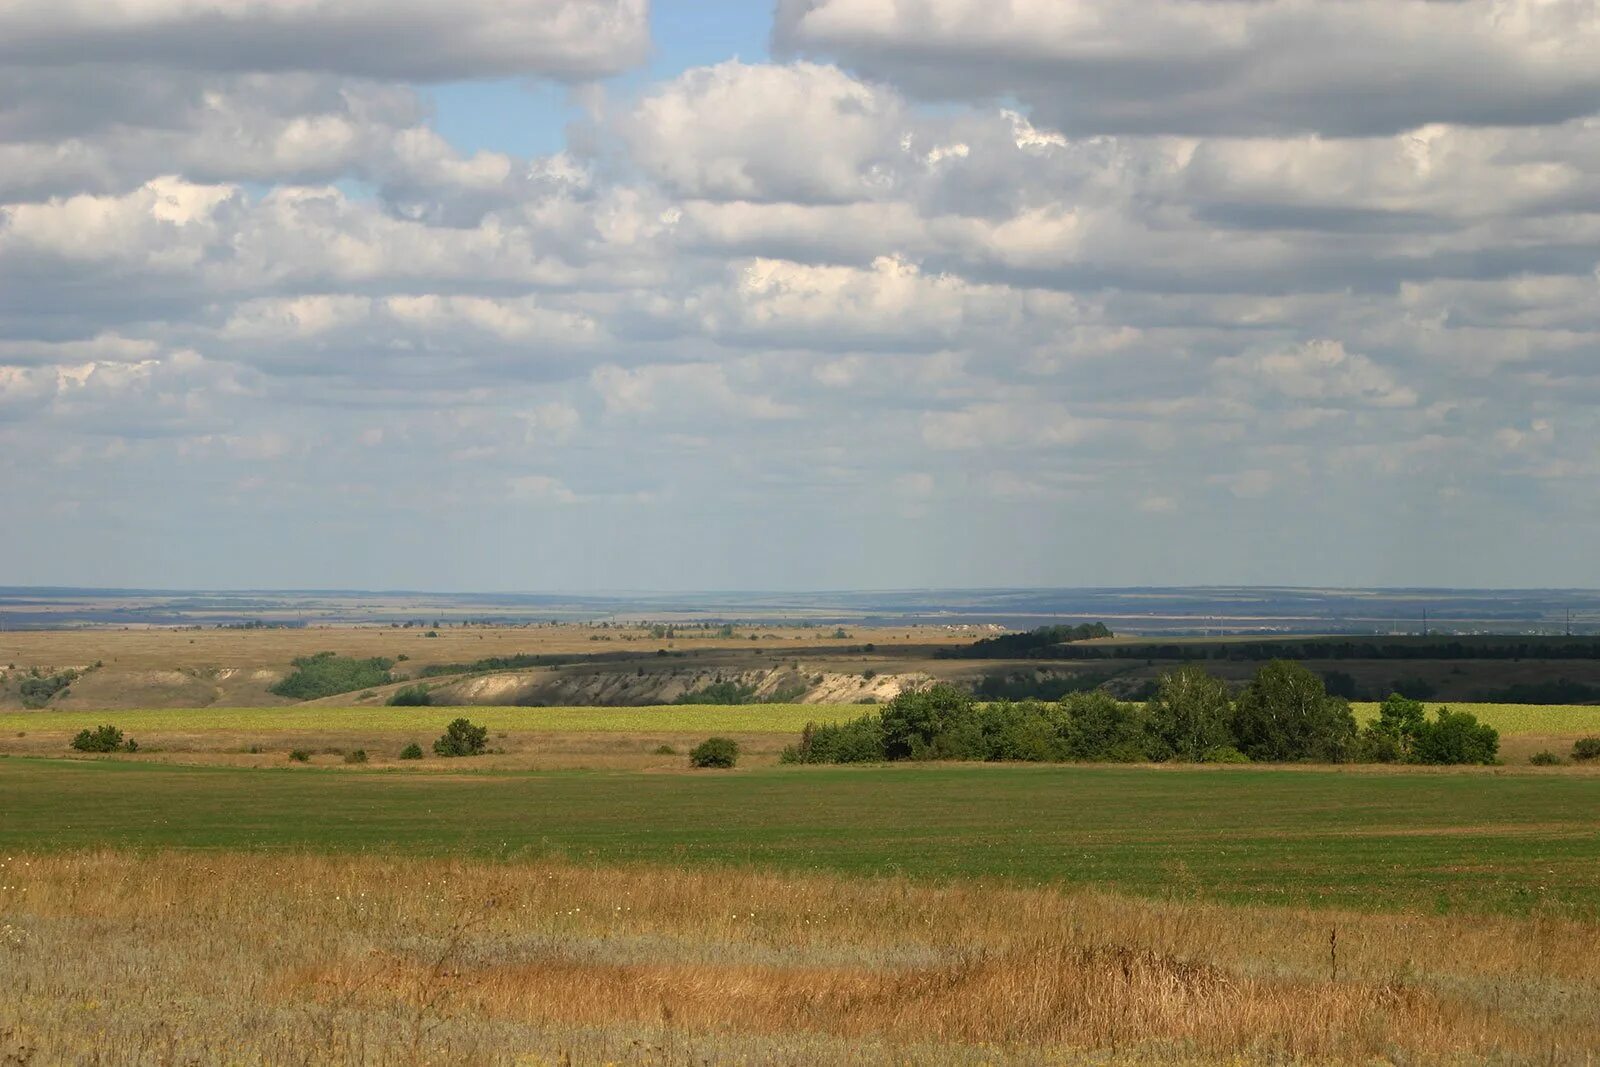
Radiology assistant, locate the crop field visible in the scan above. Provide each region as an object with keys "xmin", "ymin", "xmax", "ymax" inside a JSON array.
[
  {"xmin": 0, "ymin": 702, "xmax": 831, "ymax": 736},
  {"xmin": 6, "ymin": 699, "xmax": 1597, "ymax": 737},
  {"xmin": 4, "ymin": 693, "xmax": 1599, "ymax": 1063},
  {"xmin": 3, "ymin": 757, "xmax": 1598, "ymax": 915}
]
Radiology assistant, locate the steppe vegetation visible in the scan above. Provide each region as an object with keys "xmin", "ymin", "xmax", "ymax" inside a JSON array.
[
  {"xmin": 4, "ymin": 622, "xmax": 1600, "ymax": 1063},
  {"xmin": 2, "ymin": 852, "xmax": 1597, "ymax": 1065}
]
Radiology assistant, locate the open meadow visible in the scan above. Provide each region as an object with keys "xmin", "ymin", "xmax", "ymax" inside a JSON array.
[
  {"xmin": 2, "ymin": 757, "xmax": 1600, "ymax": 1063},
  {"xmin": 4, "ymin": 634, "xmax": 1600, "ymax": 1063}
]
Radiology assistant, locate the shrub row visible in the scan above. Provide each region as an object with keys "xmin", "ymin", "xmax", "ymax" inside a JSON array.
[
  {"xmin": 269, "ymin": 652, "xmax": 395, "ymax": 700},
  {"xmin": 783, "ymin": 662, "xmax": 1500, "ymax": 766}
]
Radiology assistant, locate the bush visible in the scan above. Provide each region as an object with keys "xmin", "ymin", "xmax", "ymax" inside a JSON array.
[
  {"xmin": 270, "ymin": 653, "xmax": 395, "ymax": 700},
  {"xmin": 70, "ymin": 724, "xmax": 137, "ymax": 753},
  {"xmin": 653, "ymin": 744, "xmax": 677, "ymax": 755},
  {"xmin": 288, "ymin": 749, "xmax": 311, "ymax": 763},
  {"xmin": 386, "ymin": 684, "xmax": 433, "ymax": 707},
  {"xmin": 399, "ymin": 742, "xmax": 424, "ymax": 760},
  {"xmin": 1572, "ymin": 737, "xmax": 1600, "ymax": 762},
  {"xmin": 1529, "ymin": 750, "xmax": 1565, "ymax": 766},
  {"xmin": 1411, "ymin": 707, "xmax": 1499, "ymax": 765},
  {"xmin": 343, "ymin": 749, "xmax": 368, "ymax": 764},
  {"xmin": 676, "ymin": 680, "xmax": 760, "ymax": 704},
  {"xmin": 433, "ymin": 717, "xmax": 488, "ymax": 757},
  {"xmin": 1201, "ymin": 745, "xmax": 1251, "ymax": 764},
  {"xmin": 782, "ymin": 717, "xmax": 886, "ymax": 764},
  {"xmin": 21, "ymin": 670, "xmax": 79, "ymax": 709},
  {"xmin": 689, "ymin": 736, "xmax": 740, "ymax": 768}
]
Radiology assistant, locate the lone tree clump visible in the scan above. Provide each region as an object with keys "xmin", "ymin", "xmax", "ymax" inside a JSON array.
[
  {"xmin": 689, "ymin": 736, "xmax": 740, "ymax": 768},
  {"xmin": 433, "ymin": 717, "xmax": 488, "ymax": 757},
  {"xmin": 399, "ymin": 742, "xmax": 424, "ymax": 760},
  {"xmin": 1144, "ymin": 665, "xmax": 1234, "ymax": 762},
  {"xmin": 1231, "ymin": 660, "xmax": 1356, "ymax": 762},
  {"xmin": 387, "ymin": 684, "xmax": 433, "ymax": 707},
  {"xmin": 70, "ymin": 724, "xmax": 137, "ymax": 753}
]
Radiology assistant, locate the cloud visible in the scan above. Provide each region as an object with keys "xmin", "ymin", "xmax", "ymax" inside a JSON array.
[
  {"xmin": 0, "ymin": 0, "xmax": 650, "ymax": 82},
  {"xmin": 775, "ymin": 0, "xmax": 1600, "ymax": 137},
  {"xmin": 1214, "ymin": 341, "xmax": 1419, "ymax": 410},
  {"xmin": 5, "ymin": 6, "xmax": 1600, "ymax": 588},
  {"xmin": 623, "ymin": 61, "xmax": 911, "ymax": 203}
]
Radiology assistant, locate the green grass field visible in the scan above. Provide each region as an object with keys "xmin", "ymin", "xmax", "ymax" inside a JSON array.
[
  {"xmin": 2, "ymin": 757, "xmax": 1597, "ymax": 916},
  {"xmin": 5, "ymin": 700, "xmax": 1597, "ymax": 737}
]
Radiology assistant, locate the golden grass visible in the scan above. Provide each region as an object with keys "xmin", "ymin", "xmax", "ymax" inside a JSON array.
[
  {"xmin": 2, "ymin": 852, "xmax": 1596, "ymax": 1064},
  {"xmin": 0, "ymin": 623, "xmax": 957, "ymax": 673}
]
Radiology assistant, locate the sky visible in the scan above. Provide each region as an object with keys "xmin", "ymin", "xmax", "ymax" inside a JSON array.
[{"xmin": 3, "ymin": 0, "xmax": 1599, "ymax": 592}]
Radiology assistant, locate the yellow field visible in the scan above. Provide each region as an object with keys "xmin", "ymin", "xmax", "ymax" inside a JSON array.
[
  {"xmin": 0, "ymin": 702, "xmax": 834, "ymax": 735},
  {"xmin": 1353, "ymin": 700, "xmax": 1600, "ymax": 733},
  {"xmin": 6, "ymin": 700, "xmax": 1595, "ymax": 738},
  {"xmin": 1, "ymin": 852, "xmax": 1595, "ymax": 1064}
]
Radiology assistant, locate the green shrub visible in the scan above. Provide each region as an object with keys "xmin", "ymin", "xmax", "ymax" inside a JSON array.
[
  {"xmin": 781, "ymin": 717, "xmax": 886, "ymax": 763},
  {"xmin": 343, "ymin": 749, "xmax": 368, "ymax": 764},
  {"xmin": 270, "ymin": 653, "xmax": 394, "ymax": 700},
  {"xmin": 689, "ymin": 736, "xmax": 740, "ymax": 768},
  {"xmin": 1200, "ymin": 745, "xmax": 1251, "ymax": 764},
  {"xmin": 653, "ymin": 744, "xmax": 677, "ymax": 755},
  {"xmin": 288, "ymin": 749, "xmax": 311, "ymax": 763},
  {"xmin": 1411, "ymin": 707, "xmax": 1499, "ymax": 765},
  {"xmin": 433, "ymin": 717, "xmax": 488, "ymax": 757},
  {"xmin": 70, "ymin": 724, "xmax": 137, "ymax": 753},
  {"xmin": 1529, "ymin": 750, "xmax": 1565, "ymax": 766},
  {"xmin": 387, "ymin": 684, "xmax": 433, "ymax": 707},
  {"xmin": 676, "ymin": 680, "xmax": 760, "ymax": 704},
  {"xmin": 399, "ymin": 742, "xmax": 424, "ymax": 760},
  {"xmin": 21, "ymin": 670, "xmax": 79, "ymax": 709},
  {"xmin": 1572, "ymin": 737, "xmax": 1600, "ymax": 762}
]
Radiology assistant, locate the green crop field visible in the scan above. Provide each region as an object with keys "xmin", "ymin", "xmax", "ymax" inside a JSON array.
[{"xmin": 2, "ymin": 757, "xmax": 1597, "ymax": 916}]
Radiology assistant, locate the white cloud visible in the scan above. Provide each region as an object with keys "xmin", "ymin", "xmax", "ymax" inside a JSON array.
[
  {"xmin": 0, "ymin": 1, "xmax": 650, "ymax": 82},
  {"xmin": 776, "ymin": 0, "xmax": 1600, "ymax": 136}
]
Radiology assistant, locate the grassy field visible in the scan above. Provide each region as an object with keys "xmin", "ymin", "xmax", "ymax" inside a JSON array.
[
  {"xmin": 0, "ymin": 702, "xmax": 833, "ymax": 735},
  {"xmin": 2, "ymin": 758, "xmax": 1598, "ymax": 916},
  {"xmin": 4, "ymin": 852, "xmax": 1597, "ymax": 1065},
  {"xmin": 6, "ymin": 699, "xmax": 1598, "ymax": 736}
]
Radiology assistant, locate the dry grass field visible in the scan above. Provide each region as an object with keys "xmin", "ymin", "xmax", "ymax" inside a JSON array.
[
  {"xmin": 2, "ymin": 853, "xmax": 1597, "ymax": 1065},
  {"xmin": 1, "ymin": 701, "xmax": 1594, "ymax": 770}
]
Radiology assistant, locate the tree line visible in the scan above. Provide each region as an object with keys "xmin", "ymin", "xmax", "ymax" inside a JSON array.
[{"xmin": 782, "ymin": 662, "xmax": 1499, "ymax": 766}]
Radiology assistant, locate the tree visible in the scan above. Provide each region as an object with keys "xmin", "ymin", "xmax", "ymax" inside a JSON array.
[
  {"xmin": 1060, "ymin": 691, "xmax": 1151, "ymax": 761},
  {"xmin": 878, "ymin": 684, "xmax": 978, "ymax": 760},
  {"xmin": 433, "ymin": 717, "xmax": 488, "ymax": 757},
  {"xmin": 1144, "ymin": 666, "xmax": 1233, "ymax": 761},
  {"xmin": 1360, "ymin": 693, "xmax": 1428, "ymax": 761},
  {"xmin": 1231, "ymin": 661, "xmax": 1356, "ymax": 762}
]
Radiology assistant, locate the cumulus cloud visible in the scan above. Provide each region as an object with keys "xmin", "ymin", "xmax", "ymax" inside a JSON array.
[
  {"xmin": 0, "ymin": 0, "xmax": 650, "ymax": 82},
  {"xmin": 775, "ymin": 0, "xmax": 1600, "ymax": 137},
  {"xmin": 5, "ymin": 3, "xmax": 1600, "ymax": 588}
]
